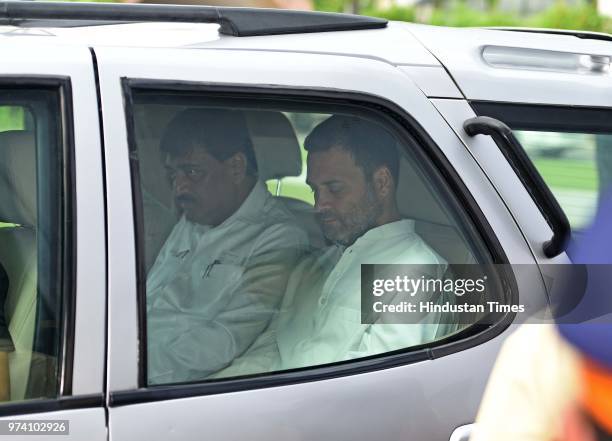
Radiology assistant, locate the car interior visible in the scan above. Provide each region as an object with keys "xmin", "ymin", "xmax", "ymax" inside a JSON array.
[
  {"xmin": 133, "ymin": 104, "xmax": 479, "ymax": 271},
  {"xmin": 0, "ymin": 129, "xmax": 39, "ymax": 401}
]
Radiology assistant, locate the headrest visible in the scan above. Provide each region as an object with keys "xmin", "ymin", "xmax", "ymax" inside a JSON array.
[
  {"xmin": 137, "ymin": 137, "xmax": 175, "ymax": 210},
  {"xmin": 0, "ymin": 131, "xmax": 36, "ymax": 227},
  {"xmin": 396, "ymin": 155, "xmax": 449, "ymax": 225},
  {"xmin": 245, "ymin": 111, "xmax": 302, "ymax": 181}
]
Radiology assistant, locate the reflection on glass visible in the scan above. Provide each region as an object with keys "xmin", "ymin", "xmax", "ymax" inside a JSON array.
[{"xmin": 516, "ymin": 131, "xmax": 612, "ymax": 229}]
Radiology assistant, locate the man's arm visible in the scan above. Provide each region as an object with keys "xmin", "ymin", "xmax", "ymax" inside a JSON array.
[
  {"xmin": 346, "ymin": 263, "xmax": 455, "ymax": 360},
  {"xmin": 210, "ymin": 253, "xmax": 319, "ymax": 379}
]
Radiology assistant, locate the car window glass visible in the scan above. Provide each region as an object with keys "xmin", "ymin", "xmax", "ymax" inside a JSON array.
[
  {"xmin": 516, "ymin": 131, "xmax": 612, "ymax": 229},
  {"xmin": 0, "ymin": 91, "xmax": 65, "ymax": 403},
  {"xmin": 131, "ymin": 91, "xmax": 507, "ymax": 386}
]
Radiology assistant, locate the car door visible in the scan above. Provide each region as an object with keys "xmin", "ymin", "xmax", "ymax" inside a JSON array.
[
  {"xmin": 96, "ymin": 44, "xmax": 546, "ymax": 441},
  {"xmin": 0, "ymin": 41, "xmax": 106, "ymax": 439}
]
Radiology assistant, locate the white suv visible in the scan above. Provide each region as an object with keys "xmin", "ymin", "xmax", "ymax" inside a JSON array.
[{"xmin": 0, "ymin": 2, "xmax": 610, "ymax": 440}]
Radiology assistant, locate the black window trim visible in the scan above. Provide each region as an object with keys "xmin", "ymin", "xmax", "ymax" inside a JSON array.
[
  {"xmin": 470, "ymin": 101, "xmax": 612, "ymax": 134},
  {"xmin": 117, "ymin": 79, "xmax": 518, "ymax": 406},
  {"xmin": 0, "ymin": 394, "xmax": 104, "ymax": 418},
  {"xmin": 0, "ymin": 76, "xmax": 77, "ymax": 413}
]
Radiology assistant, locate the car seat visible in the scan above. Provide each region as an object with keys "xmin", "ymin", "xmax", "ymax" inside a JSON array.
[
  {"xmin": 396, "ymin": 155, "xmax": 477, "ymax": 265},
  {"xmin": 245, "ymin": 110, "xmax": 325, "ymax": 249}
]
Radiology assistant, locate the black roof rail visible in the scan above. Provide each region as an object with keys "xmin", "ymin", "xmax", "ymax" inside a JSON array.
[
  {"xmin": 0, "ymin": 1, "xmax": 387, "ymax": 37},
  {"xmin": 484, "ymin": 27, "xmax": 612, "ymax": 42}
]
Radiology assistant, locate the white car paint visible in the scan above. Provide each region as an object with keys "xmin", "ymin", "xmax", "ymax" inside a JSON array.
[{"xmin": 0, "ymin": 13, "xmax": 608, "ymax": 441}]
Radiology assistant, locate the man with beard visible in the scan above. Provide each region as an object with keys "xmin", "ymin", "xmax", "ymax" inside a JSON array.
[
  {"xmin": 214, "ymin": 115, "xmax": 454, "ymax": 377},
  {"xmin": 146, "ymin": 108, "xmax": 308, "ymax": 384}
]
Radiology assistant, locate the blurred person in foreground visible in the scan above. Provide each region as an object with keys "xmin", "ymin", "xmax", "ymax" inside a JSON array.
[
  {"xmin": 556, "ymin": 325, "xmax": 612, "ymax": 440},
  {"xmin": 471, "ymin": 190, "xmax": 612, "ymax": 441}
]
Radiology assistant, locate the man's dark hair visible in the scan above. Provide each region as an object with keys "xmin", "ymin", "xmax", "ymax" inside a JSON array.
[
  {"xmin": 160, "ymin": 108, "xmax": 258, "ymax": 176},
  {"xmin": 304, "ymin": 115, "xmax": 399, "ymax": 185}
]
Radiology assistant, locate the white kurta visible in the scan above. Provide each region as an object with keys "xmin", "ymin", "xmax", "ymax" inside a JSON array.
[
  {"xmin": 218, "ymin": 219, "xmax": 458, "ymax": 377},
  {"xmin": 146, "ymin": 181, "xmax": 308, "ymax": 384}
]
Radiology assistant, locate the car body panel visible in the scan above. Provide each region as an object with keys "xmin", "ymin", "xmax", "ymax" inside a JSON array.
[
  {"xmin": 399, "ymin": 66, "xmax": 463, "ymax": 98},
  {"xmin": 0, "ymin": 408, "xmax": 106, "ymax": 441},
  {"xmin": 406, "ymin": 24, "xmax": 612, "ymax": 107},
  {"xmin": 109, "ymin": 334, "xmax": 510, "ymax": 441}
]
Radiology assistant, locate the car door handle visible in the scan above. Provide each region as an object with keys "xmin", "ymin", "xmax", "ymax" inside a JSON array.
[
  {"xmin": 449, "ymin": 423, "xmax": 474, "ymax": 441},
  {"xmin": 464, "ymin": 116, "xmax": 570, "ymax": 258}
]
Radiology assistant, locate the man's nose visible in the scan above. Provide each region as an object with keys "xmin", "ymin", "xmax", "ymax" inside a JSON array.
[
  {"xmin": 173, "ymin": 171, "xmax": 191, "ymax": 194},
  {"xmin": 314, "ymin": 191, "xmax": 331, "ymax": 213}
]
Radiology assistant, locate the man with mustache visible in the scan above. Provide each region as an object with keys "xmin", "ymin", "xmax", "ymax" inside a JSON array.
[
  {"xmin": 216, "ymin": 115, "xmax": 454, "ymax": 377},
  {"xmin": 145, "ymin": 108, "xmax": 308, "ymax": 385}
]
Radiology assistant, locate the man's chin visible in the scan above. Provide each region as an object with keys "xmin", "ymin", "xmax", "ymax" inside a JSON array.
[
  {"xmin": 183, "ymin": 210, "xmax": 199, "ymax": 224},
  {"xmin": 322, "ymin": 229, "xmax": 350, "ymax": 246}
]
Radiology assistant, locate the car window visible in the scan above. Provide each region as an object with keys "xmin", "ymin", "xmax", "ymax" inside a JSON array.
[
  {"xmin": 515, "ymin": 131, "xmax": 612, "ymax": 229},
  {"xmin": 0, "ymin": 88, "xmax": 67, "ymax": 403},
  {"xmin": 471, "ymin": 102, "xmax": 612, "ymax": 231},
  {"xmin": 129, "ymin": 89, "xmax": 508, "ymax": 386}
]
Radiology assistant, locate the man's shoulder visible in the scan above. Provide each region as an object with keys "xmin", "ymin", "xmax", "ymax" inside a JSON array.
[
  {"xmin": 244, "ymin": 199, "xmax": 310, "ymax": 252},
  {"xmin": 260, "ymin": 193, "xmax": 301, "ymax": 222}
]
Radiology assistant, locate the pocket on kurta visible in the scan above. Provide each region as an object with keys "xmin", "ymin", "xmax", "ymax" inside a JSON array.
[
  {"xmin": 198, "ymin": 262, "xmax": 245, "ymax": 308},
  {"xmin": 207, "ymin": 262, "xmax": 244, "ymax": 284}
]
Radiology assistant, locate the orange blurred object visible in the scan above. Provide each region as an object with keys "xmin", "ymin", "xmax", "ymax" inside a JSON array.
[{"xmin": 581, "ymin": 358, "xmax": 612, "ymax": 435}]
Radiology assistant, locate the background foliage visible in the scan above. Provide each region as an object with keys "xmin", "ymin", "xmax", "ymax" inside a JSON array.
[{"xmin": 315, "ymin": 0, "xmax": 612, "ymax": 33}]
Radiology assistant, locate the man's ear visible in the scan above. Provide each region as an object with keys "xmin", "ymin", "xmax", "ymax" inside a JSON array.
[
  {"xmin": 372, "ymin": 166, "xmax": 394, "ymax": 198},
  {"xmin": 226, "ymin": 152, "xmax": 248, "ymax": 183}
]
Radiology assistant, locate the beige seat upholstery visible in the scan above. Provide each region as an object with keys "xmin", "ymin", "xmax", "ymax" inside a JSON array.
[
  {"xmin": 396, "ymin": 155, "xmax": 476, "ymax": 264},
  {"xmin": 245, "ymin": 111, "xmax": 302, "ymax": 181},
  {"xmin": 0, "ymin": 130, "xmax": 38, "ymax": 401},
  {"xmin": 245, "ymin": 111, "xmax": 324, "ymax": 249},
  {"xmin": 133, "ymin": 106, "xmax": 181, "ymax": 271}
]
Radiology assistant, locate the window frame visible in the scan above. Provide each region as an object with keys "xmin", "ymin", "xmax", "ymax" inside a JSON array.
[
  {"xmin": 471, "ymin": 101, "xmax": 612, "ymax": 134},
  {"xmin": 116, "ymin": 79, "xmax": 518, "ymax": 405},
  {"xmin": 0, "ymin": 76, "xmax": 78, "ymax": 416}
]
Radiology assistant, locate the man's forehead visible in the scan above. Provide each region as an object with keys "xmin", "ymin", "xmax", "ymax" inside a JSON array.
[
  {"xmin": 307, "ymin": 146, "xmax": 363, "ymax": 182},
  {"xmin": 164, "ymin": 145, "xmax": 214, "ymax": 165}
]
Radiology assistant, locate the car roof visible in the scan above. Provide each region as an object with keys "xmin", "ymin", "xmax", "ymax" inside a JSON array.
[
  {"xmin": 1, "ymin": 2, "xmax": 611, "ymax": 67},
  {"xmin": 0, "ymin": 20, "xmax": 444, "ymax": 65}
]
